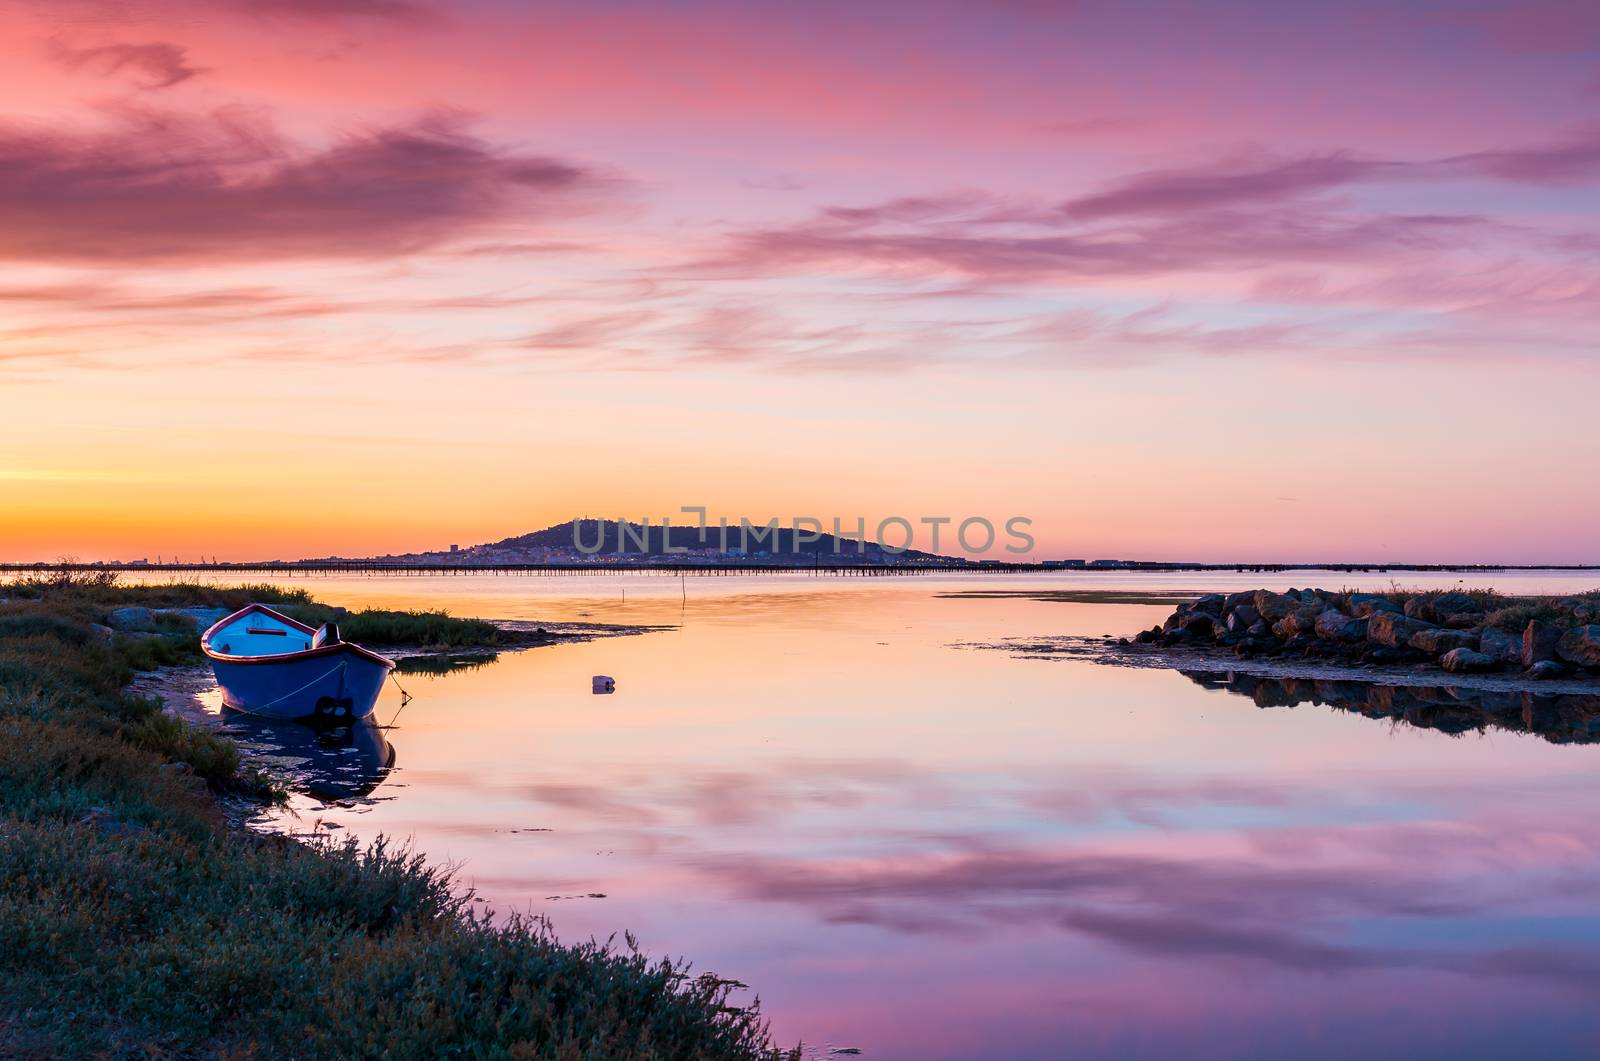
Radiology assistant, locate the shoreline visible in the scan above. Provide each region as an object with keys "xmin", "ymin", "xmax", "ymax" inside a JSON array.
[
  {"xmin": 0, "ymin": 576, "xmax": 788, "ymax": 1058},
  {"xmin": 961, "ymin": 585, "xmax": 1600, "ymax": 700},
  {"xmin": 964, "ymin": 634, "xmax": 1600, "ymax": 697}
]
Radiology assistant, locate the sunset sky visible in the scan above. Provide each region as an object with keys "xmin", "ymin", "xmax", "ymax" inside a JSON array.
[{"xmin": 2, "ymin": 0, "xmax": 1598, "ymax": 562}]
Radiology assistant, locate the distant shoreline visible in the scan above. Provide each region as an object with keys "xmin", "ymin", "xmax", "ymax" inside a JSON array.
[{"xmin": 5, "ymin": 560, "xmax": 1600, "ymax": 575}]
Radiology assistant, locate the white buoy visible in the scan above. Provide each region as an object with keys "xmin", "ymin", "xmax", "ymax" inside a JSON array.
[{"xmin": 592, "ymin": 675, "xmax": 615, "ymax": 694}]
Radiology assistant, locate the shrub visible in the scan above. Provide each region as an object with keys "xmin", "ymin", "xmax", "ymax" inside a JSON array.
[
  {"xmin": 1485, "ymin": 602, "xmax": 1567, "ymax": 632},
  {"xmin": 285, "ymin": 606, "xmax": 502, "ymax": 648}
]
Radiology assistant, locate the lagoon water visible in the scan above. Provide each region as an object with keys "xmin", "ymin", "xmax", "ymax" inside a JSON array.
[{"xmin": 186, "ymin": 571, "xmax": 1600, "ymax": 1058}]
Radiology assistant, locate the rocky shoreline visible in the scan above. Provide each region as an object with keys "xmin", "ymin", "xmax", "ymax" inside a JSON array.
[{"xmin": 1130, "ymin": 587, "xmax": 1600, "ymax": 679}]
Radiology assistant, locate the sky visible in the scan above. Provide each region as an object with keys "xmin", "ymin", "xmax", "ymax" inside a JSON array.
[{"xmin": 1, "ymin": 0, "xmax": 1598, "ymax": 563}]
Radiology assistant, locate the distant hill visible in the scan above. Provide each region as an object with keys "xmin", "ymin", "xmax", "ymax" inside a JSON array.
[{"xmin": 479, "ymin": 519, "xmax": 956, "ymax": 562}]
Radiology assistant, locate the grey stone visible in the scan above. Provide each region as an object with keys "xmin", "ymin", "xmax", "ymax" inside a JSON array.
[
  {"xmin": 1527, "ymin": 659, "xmax": 1566, "ymax": 680},
  {"xmin": 1254, "ymin": 591, "xmax": 1295, "ymax": 623},
  {"xmin": 1223, "ymin": 590, "xmax": 1257, "ymax": 612},
  {"xmin": 1368, "ymin": 611, "xmax": 1437, "ymax": 648},
  {"xmin": 1315, "ymin": 609, "xmax": 1368, "ymax": 642},
  {"xmin": 1227, "ymin": 603, "xmax": 1262, "ymax": 630},
  {"xmin": 1347, "ymin": 593, "xmax": 1401, "ymax": 617},
  {"xmin": 1409, "ymin": 628, "xmax": 1479, "ymax": 655},
  {"xmin": 107, "ymin": 606, "xmax": 153, "ymax": 631},
  {"xmin": 1402, "ymin": 596, "xmax": 1436, "ymax": 622},
  {"xmin": 1523, "ymin": 620, "xmax": 1562, "ymax": 668},
  {"xmin": 1275, "ymin": 607, "xmax": 1323, "ymax": 640},
  {"xmin": 1478, "ymin": 626, "xmax": 1522, "ymax": 664},
  {"xmin": 1556, "ymin": 625, "xmax": 1600, "ymax": 668},
  {"xmin": 1432, "ymin": 592, "xmax": 1483, "ymax": 616},
  {"xmin": 1441, "ymin": 648, "xmax": 1496, "ymax": 674}
]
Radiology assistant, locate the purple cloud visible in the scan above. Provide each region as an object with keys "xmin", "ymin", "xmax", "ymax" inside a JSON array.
[
  {"xmin": 48, "ymin": 40, "xmax": 204, "ymax": 89},
  {"xmin": 240, "ymin": 0, "xmax": 431, "ymax": 20},
  {"xmin": 1063, "ymin": 153, "xmax": 1390, "ymax": 219},
  {"xmin": 0, "ymin": 110, "xmax": 606, "ymax": 263},
  {"xmin": 719, "ymin": 195, "xmax": 1483, "ymax": 284},
  {"xmin": 1445, "ymin": 134, "xmax": 1600, "ymax": 182}
]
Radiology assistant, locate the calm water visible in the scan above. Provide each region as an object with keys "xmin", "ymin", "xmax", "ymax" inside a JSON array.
[{"xmin": 184, "ymin": 571, "xmax": 1600, "ymax": 1058}]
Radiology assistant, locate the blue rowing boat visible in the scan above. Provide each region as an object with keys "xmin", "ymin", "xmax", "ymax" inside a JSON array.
[{"xmin": 201, "ymin": 604, "xmax": 393, "ymax": 721}]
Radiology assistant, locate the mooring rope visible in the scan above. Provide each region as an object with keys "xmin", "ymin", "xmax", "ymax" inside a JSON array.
[
  {"xmin": 382, "ymin": 670, "xmax": 413, "ymax": 731},
  {"xmin": 254, "ymin": 660, "xmax": 348, "ymax": 711}
]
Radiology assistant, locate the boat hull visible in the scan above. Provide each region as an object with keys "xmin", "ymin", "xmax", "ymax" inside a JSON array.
[{"xmin": 210, "ymin": 645, "xmax": 390, "ymax": 721}]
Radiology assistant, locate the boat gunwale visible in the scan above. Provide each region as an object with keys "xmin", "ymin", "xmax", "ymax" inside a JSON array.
[{"xmin": 201, "ymin": 604, "xmax": 395, "ymax": 671}]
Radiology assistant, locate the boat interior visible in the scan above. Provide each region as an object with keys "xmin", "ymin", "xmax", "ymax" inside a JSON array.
[{"xmin": 206, "ymin": 607, "xmax": 315, "ymax": 657}]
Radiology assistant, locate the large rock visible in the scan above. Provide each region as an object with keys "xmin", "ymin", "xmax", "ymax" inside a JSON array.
[
  {"xmin": 1226, "ymin": 604, "xmax": 1262, "ymax": 632},
  {"xmin": 1557, "ymin": 598, "xmax": 1597, "ymax": 624},
  {"xmin": 1223, "ymin": 590, "xmax": 1258, "ymax": 612},
  {"xmin": 1523, "ymin": 620, "xmax": 1562, "ymax": 668},
  {"xmin": 1402, "ymin": 596, "xmax": 1436, "ymax": 622},
  {"xmin": 1556, "ymin": 625, "xmax": 1600, "ymax": 668},
  {"xmin": 1478, "ymin": 626, "xmax": 1522, "ymax": 665},
  {"xmin": 1277, "ymin": 607, "xmax": 1324, "ymax": 638},
  {"xmin": 1409, "ymin": 628, "xmax": 1479, "ymax": 655},
  {"xmin": 1315, "ymin": 609, "xmax": 1368, "ymax": 642},
  {"xmin": 1347, "ymin": 593, "xmax": 1401, "ymax": 618},
  {"xmin": 1180, "ymin": 612, "xmax": 1219, "ymax": 638},
  {"xmin": 1192, "ymin": 594, "xmax": 1225, "ymax": 615},
  {"xmin": 1254, "ymin": 591, "xmax": 1295, "ymax": 623},
  {"xmin": 1441, "ymin": 648, "xmax": 1496, "ymax": 674},
  {"xmin": 1431, "ymin": 592, "xmax": 1483, "ymax": 617},
  {"xmin": 1527, "ymin": 659, "xmax": 1566, "ymax": 680},
  {"xmin": 107, "ymin": 606, "xmax": 154, "ymax": 631},
  {"xmin": 1368, "ymin": 611, "xmax": 1437, "ymax": 648}
]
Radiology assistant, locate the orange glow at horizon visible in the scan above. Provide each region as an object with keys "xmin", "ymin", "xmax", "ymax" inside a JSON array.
[{"xmin": 1, "ymin": 1, "xmax": 1598, "ymax": 564}]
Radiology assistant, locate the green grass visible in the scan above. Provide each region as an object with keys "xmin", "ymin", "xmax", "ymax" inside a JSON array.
[
  {"xmin": 0, "ymin": 580, "xmax": 793, "ymax": 1058},
  {"xmin": 286, "ymin": 605, "xmax": 504, "ymax": 648},
  {"xmin": 5, "ymin": 569, "xmax": 314, "ymax": 611},
  {"xmin": 1483, "ymin": 602, "xmax": 1569, "ymax": 633},
  {"xmin": 1338, "ymin": 586, "xmax": 1518, "ymax": 610},
  {"xmin": 1328, "ymin": 586, "xmax": 1600, "ymax": 633}
]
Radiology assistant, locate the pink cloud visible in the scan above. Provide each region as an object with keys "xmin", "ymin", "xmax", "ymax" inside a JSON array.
[
  {"xmin": 1063, "ymin": 153, "xmax": 1390, "ymax": 219},
  {"xmin": 47, "ymin": 40, "xmax": 204, "ymax": 90},
  {"xmin": 717, "ymin": 194, "xmax": 1486, "ymax": 285},
  {"xmin": 0, "ymin": 109, "xmax": 607, "ymax": 263}
]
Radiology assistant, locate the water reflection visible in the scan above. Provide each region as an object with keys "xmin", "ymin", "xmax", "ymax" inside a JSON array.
[
  {"xmin": 1184, "ymin": 670, "xmax": 1600, "ymax": 744},
  {"xmin": 233, "ymin": 577, "xmax": 1600, "ymax": 1058},
  {"xmin": 395, "ymin": 652, "xmax": 499, "ymax": 676},
  {"xmin": 223, "ymin": 711, "xmax": 396, "ymax": 800}
]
